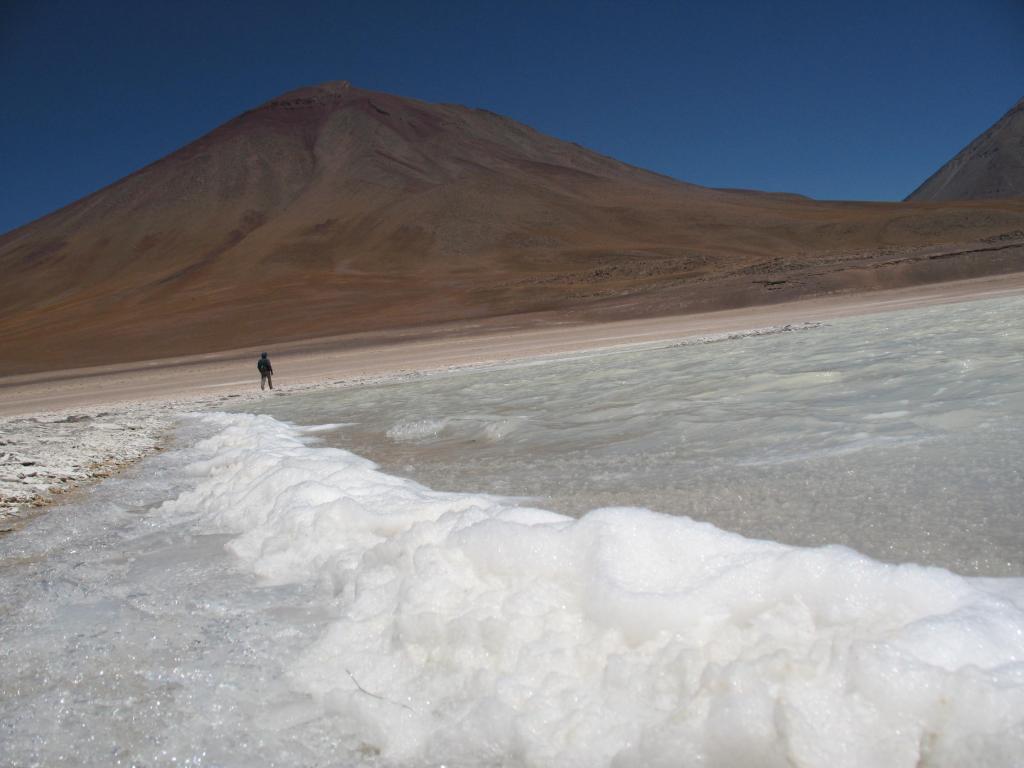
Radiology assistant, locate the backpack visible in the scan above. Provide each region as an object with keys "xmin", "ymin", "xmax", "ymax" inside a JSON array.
[{"xmin": 257, "ymin": 358, "xmax": 269, "ymax": 373}]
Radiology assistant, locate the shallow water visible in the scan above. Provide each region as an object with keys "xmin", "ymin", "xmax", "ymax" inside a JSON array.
[
  {"xmin": 242, "ymin": 294, "xmax": 1024, "ymax": 576},
  {"xmin": 2, "ymin": 295, "xmax": 1024, "ymax": 767}
]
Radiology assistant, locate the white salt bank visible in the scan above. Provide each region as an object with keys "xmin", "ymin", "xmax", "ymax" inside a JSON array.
[{"xmin": 2, "ymin": 295, "xmax": 1023, "ymax": 767}]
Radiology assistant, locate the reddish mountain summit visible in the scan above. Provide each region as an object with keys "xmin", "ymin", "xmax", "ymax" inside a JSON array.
[{"xmin": 3, "ymin": 81, "xmax": 1024, "ymax": 373}]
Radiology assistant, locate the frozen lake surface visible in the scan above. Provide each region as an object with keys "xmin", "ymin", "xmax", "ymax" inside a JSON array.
[
  {"xmin": 246, "ymin": 295, "xmax": 1024, "ymax": 576},
  {"xmin": 2, "ymin": 295, "xmax": 1023, "ymax": 767}
]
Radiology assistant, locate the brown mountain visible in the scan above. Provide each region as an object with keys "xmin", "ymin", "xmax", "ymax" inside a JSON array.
[
  {"xmin": 3, "ymin": 81, "xmax": 1024, "ymax": 374},
  {"xmin": 907, "ymin": 97, "xmax": 1024, "ymax": 201}
]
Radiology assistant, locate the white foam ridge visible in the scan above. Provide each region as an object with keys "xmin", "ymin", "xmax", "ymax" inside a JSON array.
[
  {"xmin": 165, "ymin": 413, "xmax": 1024, "ymax": 767},
  {"xmin": 385, "ymin": 417, "xmax": 450, "ymax": 442}
]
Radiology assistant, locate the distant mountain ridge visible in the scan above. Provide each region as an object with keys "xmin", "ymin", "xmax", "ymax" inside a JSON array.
[
  {"xmin": 3, "ymin": 81, "xmax": 1024, "ymax": 374},
  {"xmin": 907, "ymin": 97, "xmax": 1024, "ymax": 201}
]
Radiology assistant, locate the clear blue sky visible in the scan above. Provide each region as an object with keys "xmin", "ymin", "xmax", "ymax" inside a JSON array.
[{"xmin": 2, "ymin": 0, "xmax": 1022, "ymax": 234}]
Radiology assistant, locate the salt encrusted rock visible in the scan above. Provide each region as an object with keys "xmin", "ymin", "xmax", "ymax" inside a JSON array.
[
  {"xmin": 0, "ymin": 386, "xmax": 312, "ymax": 526},
  {"xmin": 0, "ymin": 408, "xmax": 171, "ymax": 524}
]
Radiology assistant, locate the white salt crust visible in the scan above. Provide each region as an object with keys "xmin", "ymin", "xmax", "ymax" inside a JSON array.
[{"xmin": 162, "ymin": 413, "xmax": 1024, "ymax": 768}]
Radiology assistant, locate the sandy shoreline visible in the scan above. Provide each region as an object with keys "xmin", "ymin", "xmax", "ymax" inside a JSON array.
[{"xmin": 2, "ymin": 273, "xmax": 1023, "ymax": 526}]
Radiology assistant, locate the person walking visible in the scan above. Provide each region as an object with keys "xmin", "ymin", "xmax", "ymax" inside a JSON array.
[{"xmin": 257, "ymin": 351, "xmax": 274, "ymax": 390}]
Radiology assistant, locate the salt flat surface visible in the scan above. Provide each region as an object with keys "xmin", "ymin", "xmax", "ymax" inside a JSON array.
[
  {"xmin": 2, "ymin": 413, "xmax": 1022, "ymax": 767},
  {"xmin": 2, "ymin": 295, "xmax": 1023, "ymax": 767}
]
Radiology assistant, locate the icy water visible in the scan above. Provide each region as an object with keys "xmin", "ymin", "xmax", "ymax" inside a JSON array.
[
  {"xmin": 244, "ymin": 295, "xmax": 1024, "ymax": 577},
  {"xmin": 2, "ymin": 295, "xmax": 1024, "ymax": 768}
]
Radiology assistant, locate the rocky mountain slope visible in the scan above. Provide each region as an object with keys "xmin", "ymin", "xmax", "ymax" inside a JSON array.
[{"xmin": 907, "ymin": 97, "xmax": 1024, "ymax": 201}]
